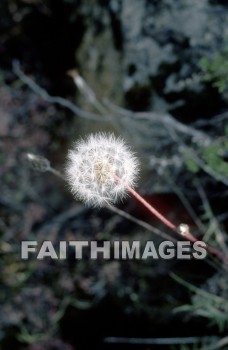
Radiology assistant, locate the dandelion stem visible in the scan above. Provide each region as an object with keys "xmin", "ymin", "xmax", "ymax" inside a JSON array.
[
  {"xmin": 114, "ymin": 175, "xmax": 227, "ymax": 263},
  {"xmin": 125, "ymin": 182, "xmax": 177, "ymax": 232},
  {"xmin": 114, "ymin": 174, "xmax": 177, "ymax": 231}
]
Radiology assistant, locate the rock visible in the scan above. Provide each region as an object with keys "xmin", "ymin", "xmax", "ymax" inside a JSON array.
[{"xmin": 75, "ymin": 0, "xmax": 228, "ymax": 110}]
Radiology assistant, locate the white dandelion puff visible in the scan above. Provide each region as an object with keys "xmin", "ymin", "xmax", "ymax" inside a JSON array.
[{"xmin": 65, "ymin": 133, "xmax": 139, "ymax": 207}]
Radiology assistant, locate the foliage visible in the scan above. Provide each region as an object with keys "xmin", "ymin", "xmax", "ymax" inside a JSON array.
[
  {"xmin": 172, "ymin": 274, "xmax": 228, "ymax": 333},
  {"xmin": 201, "ymin": 140, "xmax": 228, "ymax": 178},
  {"xmin": 200, "ymin": 48, "xmax": 228, "ymax": 93},
  {"xmin": 184, "ymin": 136, "xmax": 228, "ymax": 178}
]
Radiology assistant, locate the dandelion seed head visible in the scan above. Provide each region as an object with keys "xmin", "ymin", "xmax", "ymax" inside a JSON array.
[{"xmin": 65, "ymin": 133, "xmax": 139, "ymax": 206}]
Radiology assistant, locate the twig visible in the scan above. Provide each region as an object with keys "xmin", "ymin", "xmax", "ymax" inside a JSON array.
[
  {"xmin": 103, "ymin": 98, "xmax": 211, "ymax": 144},
  {"xmin": 67, "ymin": 69, "xmax": 108, "ymax": 115},
  {"xmin": 106, "ymin": 204, "xmax": 177, "ymax": 242},
  {"xmin": 103, "ymin": 336, "xmax": 218, "ymax": 345},
  {"xmin": 194, "ymin": 179, "xmax": 228, "ymax": 255},
  {"xmin": 12, "ymin": 60, "xmax": 109, "ymax": 122},
  {"xmin": 49, "ymin": 167, "xmax": 64, "ymax": 179},
  {"xmin": 164, "ymin": 174, "xmax": 206, "ymax": 233},
  {"xmin": 201, "ymin": 336, "xmax": 228, "ymax": 350},
  {"xmin": 192, "ymin": 111, "xmax": 228, "ymax": 127}
]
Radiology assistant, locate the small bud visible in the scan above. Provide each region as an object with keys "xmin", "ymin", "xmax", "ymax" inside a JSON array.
[
  {"xmin": 67, "ymin": 69, "xmax": 96, "ymax": 103},
  {"xmin": 178, "ymin": 223, "xmax": 190, "ymax": 236},
  {"xmin": 26, "ymin": 153, "xmax": 50, "ymax": 172}
]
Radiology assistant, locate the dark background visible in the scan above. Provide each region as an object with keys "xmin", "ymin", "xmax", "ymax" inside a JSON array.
[{"xmin": 0, "ymin": 1, "xmax": 227, "ymax": 349}]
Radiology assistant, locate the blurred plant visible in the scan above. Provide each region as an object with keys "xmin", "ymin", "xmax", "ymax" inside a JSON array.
[
  {"xmin": 176, "ymin": 47, "xmax": 228, "ymax": 95},
  {"xmin": 183, "ymin": 134, "xmax": 228, "ymax": 183},
  {"xmin": 172, "ymin": 273, "xmax": 228, "ymax": 332},
  {"xmin": 200, "ymin": 48, "xmax": 228, "ymax": 93},
  {"xmin": 26, "ymin": 153, "xmax": 62, "ymax": 178},
  {"xmin": 201, "ymin": 140, "xmax": 228, "ymax": 178},
  {"xmin": 171, "ymin": 344, "xmax": 201, "ymax": 350}
]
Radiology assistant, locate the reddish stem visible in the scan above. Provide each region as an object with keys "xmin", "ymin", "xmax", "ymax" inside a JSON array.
[
  {"xmin": 124, "ymin": 182, "xmax": 177, "ymax": 232},
  {"xmin": 114, "ymin": 175, "xmax": 227, "ymax": 263}
]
